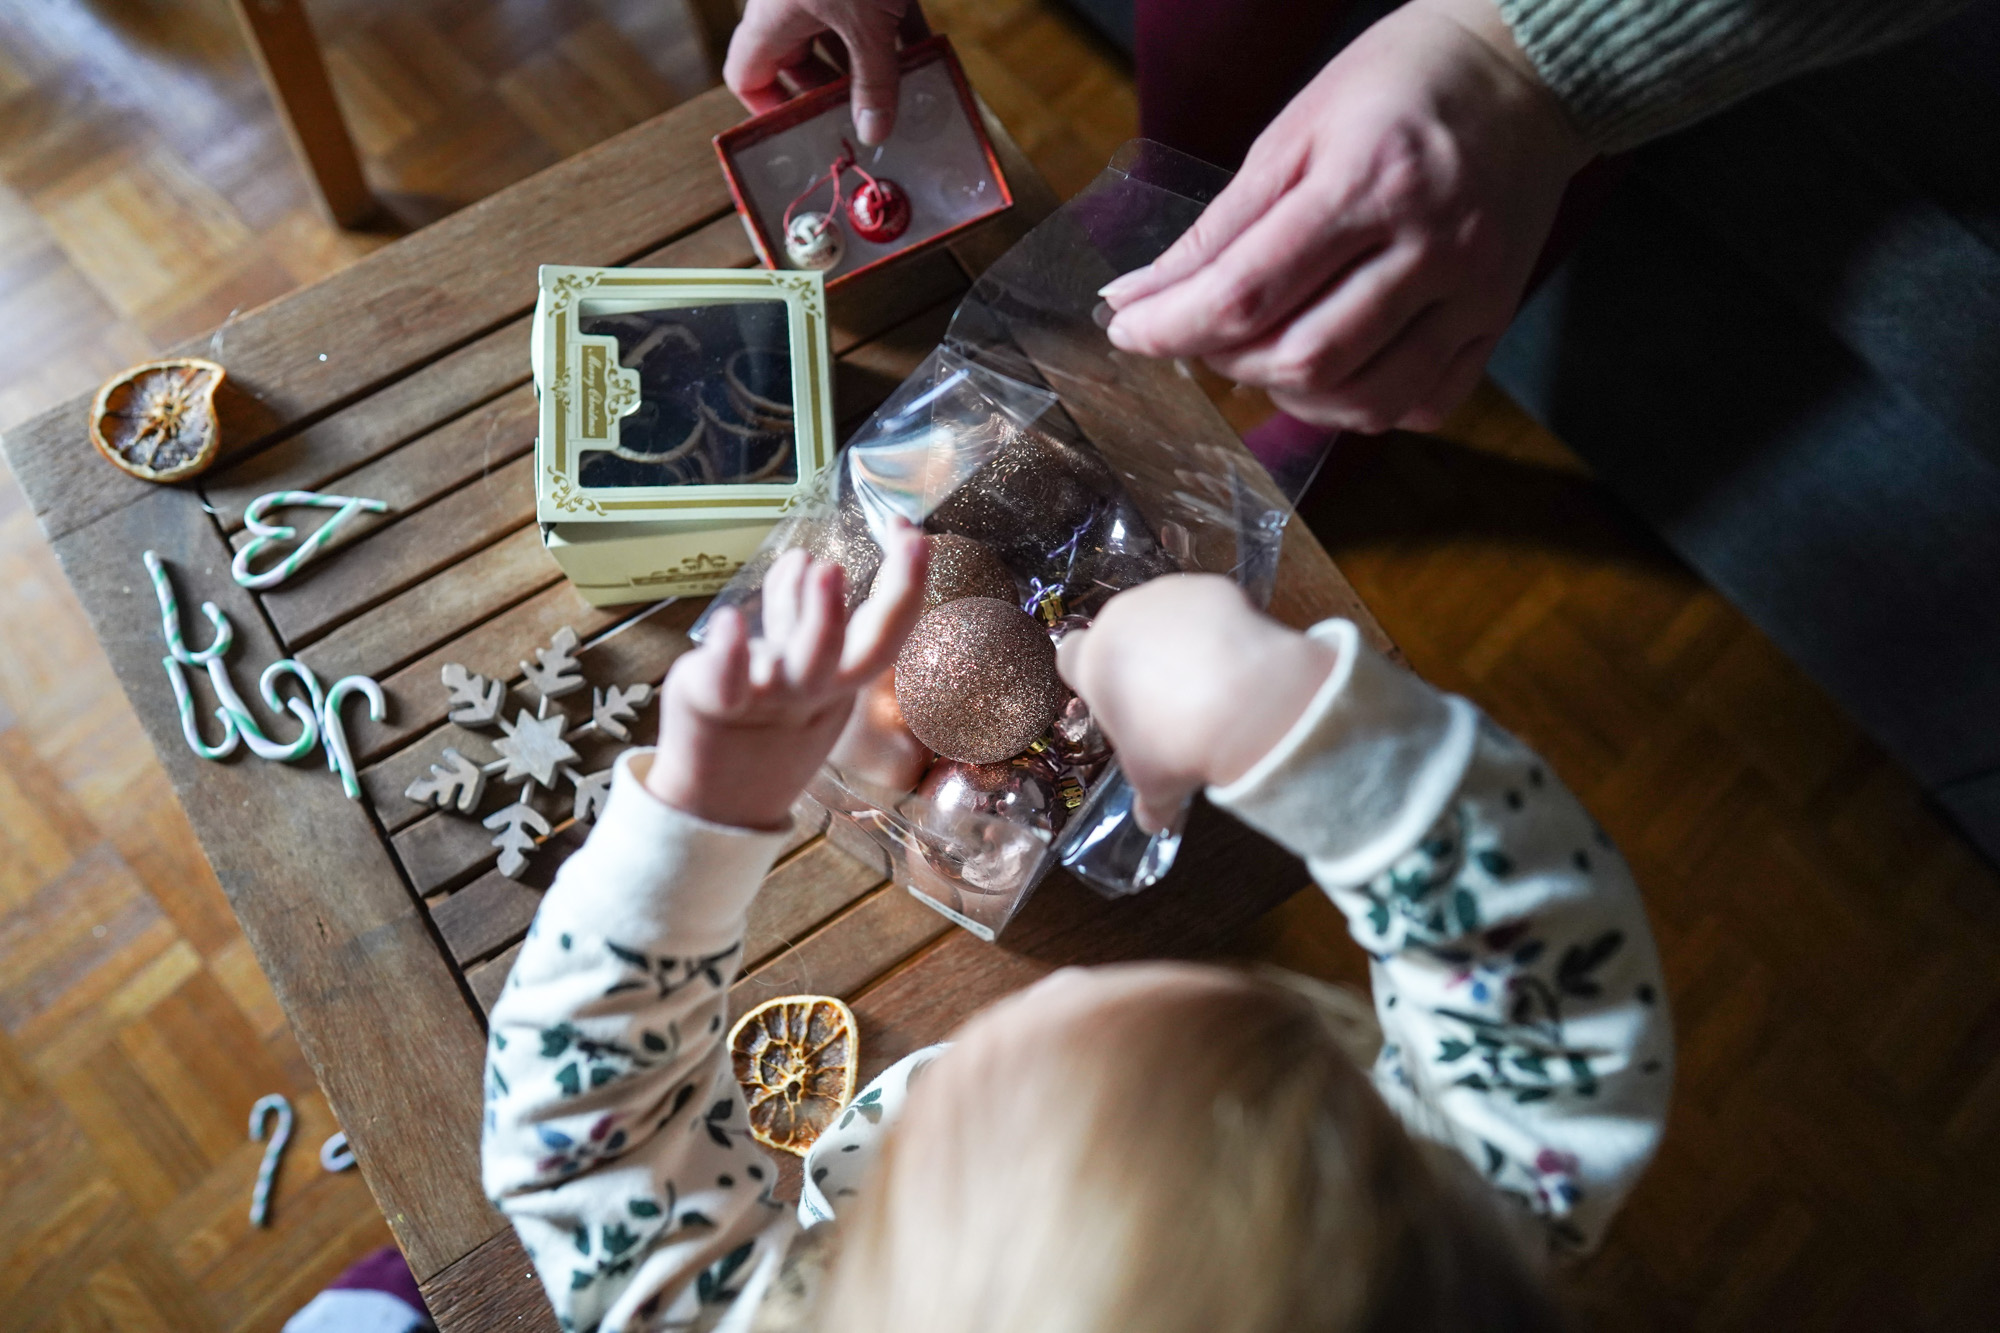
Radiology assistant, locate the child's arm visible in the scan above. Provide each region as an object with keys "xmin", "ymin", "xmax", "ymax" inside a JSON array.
[
  {"xmin": 482, "ymin": 531, "xmax": 928, "ymax": 1333},
  {"xmin": 1061, "ymin": 577, "xmax": 1672, "ymax": 1253}
]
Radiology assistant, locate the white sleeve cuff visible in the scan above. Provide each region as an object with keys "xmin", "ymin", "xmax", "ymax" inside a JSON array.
[
  {"xmin": 536, "ymin": 748, "xmax": 794, "ymax": 955},
  {"xmin": 1207, "ymin": 620, "xmax": 1478, "ymax": 887}
]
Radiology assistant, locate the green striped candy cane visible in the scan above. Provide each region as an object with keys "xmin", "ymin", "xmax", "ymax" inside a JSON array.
[
  {"xmin": 321, "ymin": 676, "xmax": 386, "ymax": 801},
  {"xmin": 161, "ymin": 655, "xmax": 240, "ymax": 760},
  {"xmin": 205, "ymin": 657, "xmax": 318, "ymax": 763},
  {"xmin": 232, "ymin": 491, "xmax": 390, "ymax": 590},
  {"xmin": 144, "ymin": 550, "xmax": 232, "ymax": 665}
]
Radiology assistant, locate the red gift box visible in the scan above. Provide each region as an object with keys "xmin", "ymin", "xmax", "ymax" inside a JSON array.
[{"xmin": 714, "ymin": 36, "xmax": 1014, "ymax": 290}]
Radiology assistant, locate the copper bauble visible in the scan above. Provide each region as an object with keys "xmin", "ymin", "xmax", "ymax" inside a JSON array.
[
  {"xmin": 825, "ymin": 671, "xmax": 931, "ymax": 806},
  {"xmin": 925, "ymin": 426, "xmax": 1115, "ymax": 567},
  {"xmin": 875, "ymin": 532, "xmax": 1016, "ymax": 612},
  {"xmin": 894, "ymin": 598, "xmax": 1063, "ymax": 764}
]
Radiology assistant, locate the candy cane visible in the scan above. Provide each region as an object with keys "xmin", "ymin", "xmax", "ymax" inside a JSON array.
[
  {"xmin": 144, "ymin": 550, "xmax": 232, "ymax": 665},
  {"xmin": 320, "ymin": 1131, "xmax": 356, "ymax": 1172},
  {"xmin": 322, "ymin": 675, "xmax": 386, "ymax": 800},
  {"xmin": 263, "ymin": 659, "xmax": 328, "ymax": 766},
  {"xmin": 206, "ymin": 657, "xmax": 317, "ymax": 762},
  {"xmin": 232, "ymin": 492, "xmax": 389, "ymax": 590},
  {"xmin": 162, "ymin": 655, "xmax": 240, "ymax": 759},
  {"xmin": 248, "ymin": 1093, "xmax": 294, "ymax": 1227}
]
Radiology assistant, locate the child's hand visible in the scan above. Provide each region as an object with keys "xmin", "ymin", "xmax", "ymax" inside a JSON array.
[
  {"xmin": 1056, "ymin": 576, "xmax": 1340, "ymax": 830},
  {"xmin": 645, "ymin": 524, "xmax": 930, "ymax": 830}
]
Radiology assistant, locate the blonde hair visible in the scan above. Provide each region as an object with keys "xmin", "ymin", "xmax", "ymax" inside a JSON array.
[{"xmin": 819, "ymin": 965, "xmax": 1560, "ymax": 1333}]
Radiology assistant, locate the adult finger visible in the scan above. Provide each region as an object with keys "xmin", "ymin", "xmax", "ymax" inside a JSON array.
[
  {"xmin": 1328, "ymin": 301, "xmax": 1467, "ymax": 431},
  {"xmin": 1271, "ymin": 302, "xmax": 1462, "ymax": 434},
  {"xmin": 1200, "ymin": 241, "xmax": 1433, "ymax": 393},
  {"xmin": 1098, "ymin": 144, "xmax": 1310, "ymax": 310},
  {"xmin": 1398, "ymin": 333, "xmax": 1495, "ymax": 433},
  {"xmin": 831, "ymin": 15, "xmax": 903, "ymax": 144},
  {"xmin": 840, "ymin": 524, "xmax": 929, "ymax": 682},
  {"xmin": 1107, "ymin": 184, "xmax": 1383, "ymax": 359},
  {"xmin": 724, "ymin": 6, "xmax": 827, "ymax": 110},
  {"xmin": 781, "ymin": 49, "xmax": 844, "ymax": 94}
]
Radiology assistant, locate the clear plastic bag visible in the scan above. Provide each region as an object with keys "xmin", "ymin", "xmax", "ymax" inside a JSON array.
[{"xmin": 695, "ymin": 141, "xmax": 1293, "ymax": 939}]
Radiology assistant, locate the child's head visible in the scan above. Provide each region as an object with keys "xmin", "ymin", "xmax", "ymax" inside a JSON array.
[{"xmin": 821, "ymin": 962, "xmax": 1560, "ymax": 1333}]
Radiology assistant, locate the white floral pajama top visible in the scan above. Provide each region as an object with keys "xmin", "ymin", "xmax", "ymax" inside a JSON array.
[{"xmin": 481, "ymin": 618, "xmax": 1673, "ymax": 1332}]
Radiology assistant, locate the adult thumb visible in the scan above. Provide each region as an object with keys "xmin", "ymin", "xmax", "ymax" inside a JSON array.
[{"xmin": 841, "ymin": 20, "xmax": 903, "ymax": 145}]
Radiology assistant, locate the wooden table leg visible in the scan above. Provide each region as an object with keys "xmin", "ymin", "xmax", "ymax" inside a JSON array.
[{"xmin": 227, "ymin": 0, "xmax": 376, "ymax": 228}]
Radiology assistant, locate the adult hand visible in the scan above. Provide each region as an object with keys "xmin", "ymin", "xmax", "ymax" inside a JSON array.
[
  {"xmin": 724, "ymin": 0, "xmax": 925, "ymax": 145},
  {"xmin": 1056, "ymin": 576, "xmax": 1339, "ymax": 830},
  {"xmin": 646, "ymin": 525, "xmax": 930, "ymax": 830},
  {"xmin": 1099, "ymin": 0, "xmax": 1590, "ymax": 433}
]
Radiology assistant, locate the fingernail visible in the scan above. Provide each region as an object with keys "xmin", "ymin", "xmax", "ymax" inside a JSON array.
[
  {"xmin": 1097, "ymin": 266, "xmax": 1151, "ymax": 305},
  {"xmin": 856, "ymin": 109, "xmax": 890, "ymax": 145},
  {"xmin": 1104, "ymin": 315, "xmax": 1136, "ymax": 351}
]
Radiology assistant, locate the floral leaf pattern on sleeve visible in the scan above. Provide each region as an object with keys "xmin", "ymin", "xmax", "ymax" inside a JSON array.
[
  {"xmin": 485, "ymin": 920, "xmax": 794, "ymax": 1333},
  {"xmin": 1313, "ymin": 720, "xmax": 1673, "ymax": 1254}
]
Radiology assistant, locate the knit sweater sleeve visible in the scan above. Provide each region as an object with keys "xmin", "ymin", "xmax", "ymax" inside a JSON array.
[
  {"xmin": 1208, "ymin": 620, "xmax": 1673, "ymax": 1253},
  {"xmin": 1494, "ymin": 0, "xmax": 1975, "ymax": 152}
]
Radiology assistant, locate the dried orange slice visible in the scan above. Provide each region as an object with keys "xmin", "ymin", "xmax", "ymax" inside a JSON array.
[
  {"xmin": 89, "ymin": 357, "xmax": 225, "ymax": 483},
  {"xmin": 727, "ymin": 995, "xmax": 859, "ymax": 1155}
]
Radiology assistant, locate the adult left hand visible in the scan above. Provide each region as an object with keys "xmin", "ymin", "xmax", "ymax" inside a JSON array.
[{"xmin": 1100, "ymin": 0, "xmax": 1591, "ymax": 433}]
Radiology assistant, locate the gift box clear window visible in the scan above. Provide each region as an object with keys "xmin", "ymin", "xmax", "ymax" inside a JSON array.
[{"xmin": 533, "ymin": 267, "xmax": 835, "ymax": 525}]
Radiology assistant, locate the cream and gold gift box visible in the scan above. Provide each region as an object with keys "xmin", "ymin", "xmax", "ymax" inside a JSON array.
[{"xmin": 531, "ymin": 265, "xmax": 835, "ymax": 604}]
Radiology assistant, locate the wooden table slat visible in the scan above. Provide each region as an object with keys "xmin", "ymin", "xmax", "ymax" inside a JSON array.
[
  {"xmin": 731, "ymin": 881, "xmax": 952, "ymax": 1012},
  {"xmin": 300, "ymin": 525, "xmax": 564, "ymax": 685},
  {"xmin": 741, "ymin": 837, "xmax": 887, "ymax": 972},
  {"xmin": 466, "ymin": 943, "xmax": 523, "ymax": 1013},
  {"xmin": 202, "ymin": 317, "xmax": 537, "ymax": 531},
  {"xmin": 420, "ymin": 1227, "xmax": 559, "ymax": 1333},
  {"xmin": 257, "ymin": 454, "xmax": 538, "ymax": 646},
  {"xmin": 351, "ymin": 586, "xmax": 640, "ymax": 774}
]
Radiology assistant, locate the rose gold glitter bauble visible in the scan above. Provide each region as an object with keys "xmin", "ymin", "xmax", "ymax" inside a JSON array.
[
  {"xmin": 925, "ymin": 427, "xmax": 1114, "ymax": 566},
  {"xmin": 801, "ymin": 501, "xmax": 882, "ymax": 609},
  {"xmin": 874, "ymin": 532, "xmax": 1016, "ymax": 612},
  {"xmin": 894, "ymin": 598, "xmax": 1063, "ymax": 764},
  {"xmin": 825, "ymin": 671, "xmax": 931, "ymax": 806}
]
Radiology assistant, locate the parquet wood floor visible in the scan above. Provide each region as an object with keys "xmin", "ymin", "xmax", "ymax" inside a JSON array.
[{"xmin": 2, "ymin": 0, "xmax": 1996, "ymax": 1329}]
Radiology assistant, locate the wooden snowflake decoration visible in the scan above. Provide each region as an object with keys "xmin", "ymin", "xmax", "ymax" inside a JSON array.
[{"xmin": 404, "ymin": 627, "xmax": 655, "ymax": 878}]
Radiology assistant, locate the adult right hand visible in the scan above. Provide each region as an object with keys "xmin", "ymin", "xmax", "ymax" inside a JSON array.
[
  {"xmin": 724, "ymin": 0, "xmax": 923, "ymax": 145},
  {"xmin": 1100, "ymin": 0, "xmax": 1590, "ymax": 434}
]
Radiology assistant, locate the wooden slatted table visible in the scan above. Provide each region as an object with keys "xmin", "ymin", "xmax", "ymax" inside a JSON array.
[{"xmin": 2, "ymin": 83, "xmax": 1390, "ymax": 1331}]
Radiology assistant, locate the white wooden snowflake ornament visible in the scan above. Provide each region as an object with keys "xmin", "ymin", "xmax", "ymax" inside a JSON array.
[{"xmin": 404, "ymin": 627, "xmax": 655, "ymax": 878}]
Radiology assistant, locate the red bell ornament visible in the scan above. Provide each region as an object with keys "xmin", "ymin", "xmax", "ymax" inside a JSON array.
[{"xmin": 848, "ymin": 176, "xmax": 911, "ymax": 244}]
